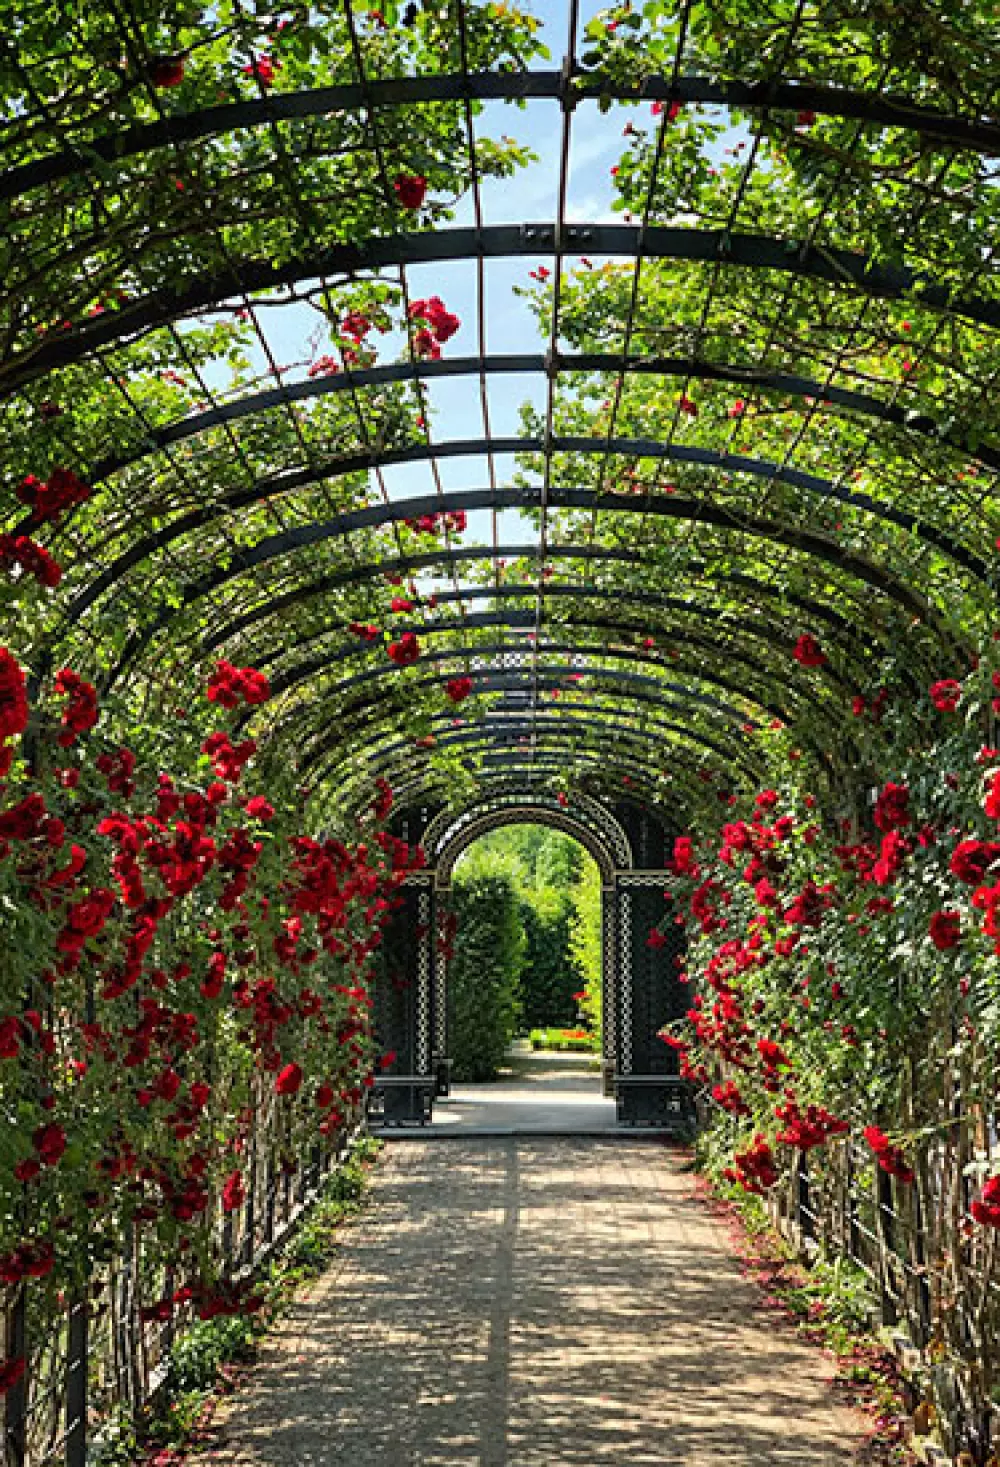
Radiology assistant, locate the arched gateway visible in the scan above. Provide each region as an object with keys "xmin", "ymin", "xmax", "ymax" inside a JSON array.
[{"xmin": 371, "ymin": 788, "xmax": 693, "ymax": 1129}]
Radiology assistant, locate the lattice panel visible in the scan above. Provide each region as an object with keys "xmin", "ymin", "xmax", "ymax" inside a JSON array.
[{"xmin": 616, "ymin": 875, "xmax": 688, "ymax": 1077}]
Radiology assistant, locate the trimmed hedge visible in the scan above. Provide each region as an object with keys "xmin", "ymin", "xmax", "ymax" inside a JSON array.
[{"xmin": 449, "ymin": 859, "xmax": 525, "ymax": 1082}]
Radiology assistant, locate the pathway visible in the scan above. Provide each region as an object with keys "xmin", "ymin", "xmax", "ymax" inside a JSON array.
[
  {"xmin": 426, "ymin": 1047, "xmax": 617, "ymax": 1134},
  {"xmin": 208, "ymin": 1137, "xmax": 865, "ymax": 1466}
]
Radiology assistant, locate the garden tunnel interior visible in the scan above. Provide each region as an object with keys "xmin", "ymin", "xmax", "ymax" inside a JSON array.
[{"xmin": 5, "ymin": 1, "xmax": 1000, "ymax": 1461}]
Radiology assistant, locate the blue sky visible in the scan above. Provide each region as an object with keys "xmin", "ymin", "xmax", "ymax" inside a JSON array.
[{"xmin": 236, "ymin": 0, "xmax": 650, "ymax": 558}]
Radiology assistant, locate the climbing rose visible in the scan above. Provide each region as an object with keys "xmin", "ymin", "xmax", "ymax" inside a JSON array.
[
  {"xmin": 205, "ymin": 661, "xmax": 270, "ymax": 708},
  {"xmin": 393, "ymin": 174, "xmax": 427, "ymax": 209},
  {"xmin": 245, "ymin": 796, "xmax": 274, "ymax": 822},
  {"xmin": 32, "ymin": 1122, "xmax": 66, "ymax": 1167},
  {"xmin": 971, "ymin": 1175, "xmax": 1000, "ymax": 1227},
  {"xmin": 984, "ymin": 772, "xmax": 1000, "ymax": 820},
  {"xmin": 873, "ymin": 781, "xmax": 910, "ymax": 832},
  {"xmin": 446, "ymin": 676, "xmax": 472, "ymax": 704},
  {"xmin": 275, "ymin": 1063, "xmax": 303, "ymax": 1096},
  {"xmin": 929, "ymin": 679, "xmax": 962, "ymax": 712},
  {"xmin": 408, "ymin": 296, "xmax": 460, "ymax": 344},
  {"xmin": 387, "ymin": 633, "xmax": 420, "ymax": 666},
  {"xmin": 0, "ymin": 534, "xmax": 61, "ymax": 587},
  {"xmin": 149, "ymin": 55, "xmax": 185, "ymax": 87},
  {"xmin": 242, "ymin": 54, "xmax": 279, "ymax": 86},
  {"xmin": 0, "ymin": 1358, "xmax": 25, "ymax": 1395},
  {"xmin": 929, "ymin": 910, "xmax": 961, "ymax": 949},
  {"xmin": 54, "ymin": 668, "xmax": 98, "ymax": 746},
  {"xmin": 0, "ymin": 650, "xmax": 28, "ymax": 745},
  {"xmin": 950, "ymin": 839, "xmax": 1000, "ymax": 886},
  {"xmin": 863, "ymin": 1124, "xmax": 914, "ymax": 1183},
  {"xmin": 349, "ymin": 622, "xmax": 380, "ymax": 641},
  {"xmin": 221, "ymin": 1170, "xmax": 246, "ymax": 1212},
  {"xmin": 647, "ymin": 929, "xmax": 669, "ymax": 949},
  {"xmin": 17, "ymin": 467, "xmax": 90, "ymax": 523},
  {"xmin": 792, "ymin": 634, "xmax": 826, "ymax": 667}
]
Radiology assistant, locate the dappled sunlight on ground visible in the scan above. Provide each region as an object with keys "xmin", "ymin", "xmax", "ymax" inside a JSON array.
[{"xmin": 205, "ymin": 1137, "xmax": 864, "ymax": 1466}]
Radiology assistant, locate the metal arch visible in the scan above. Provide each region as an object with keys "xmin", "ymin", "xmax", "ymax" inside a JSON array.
[
  {"xmin": 95, "ymin": 489, "xmax": 959, "ymax": 691},
  {"xmin": 425, "ymin": 786, "xmax": 632, "ymax": 873},
  {"xmin": 296, "ymin": 694, "xmax": 774, "ymax": 792},
  {"xmin": 342, "ymin": 712, "xmax": 764, "ymax": 782},
  {"xmin": 383, "ymin": 759, "xmax": 707, "ymax": 818},
  {"xmin": 8, "ymin": 223, "xmax": 1000, "ymax": 396},
  {"xmin": 87, "ymin": 354, "xmax": 1000, "ymax": 484},
  {"xmin": 295, "ymin": 689, "xmax": 765, "ymax": 789},
  {"xmin": 336, "ymin": 719, "xmax": 757, "ymax": 813},
  {"xmin": 8, "ymin": 71, "xmax": 1000, "ymax": 205},
  {"xmin": 202, "ymin": 562, "xmax": 928, "ymax": 687},
  {"xmin": 65, "ymin": 435, "xmax": 988, "ymax": 624},
  {"xmin": 337, "ymin": 717, "xmax": 766, "ymax": 790},
  {"xmin": 260, "ymin": 650, "xmax": 804, "ymax": 759},
  {"xmin": 251, "ymin": 631, "xmax": 856, "ymax": 744},
  {"xmin": 247, "ymin": 598, "xmax": 881, "ymax": 691}
]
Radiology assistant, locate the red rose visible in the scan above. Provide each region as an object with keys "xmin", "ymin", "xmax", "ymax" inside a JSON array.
[
  {"xmin": 393, "ymin": 174, "xmax": 427, "ymax": 209},
  {"xmin": 32, "ymin": 1122, "xmax": 66, "ymax": 1166},
  {"xmin": 792, "ymin": 634, "xmax": 826, "ymax": 667},
  {"xmin": 929, "ymin": 679, "xmax": 961, "ymax": 712},
  {"xmin": 446, "ymin": 676, "xmax": 473, "ymax": 704},
  {"xmin": 873, "ymin": 781, "xmax": 910, "ymax": 832},
  {"xmin": 387, "ymin": 633, "xmax": 420, "ymax": 666},
  {"xmin": 951, "ymin": 839, "xmax": 1000, "ymax": 885},
  {"xmin": 221, "ymin": 1170, "xmax": 246, "ymax": 1212},
  {"xmin": 149, "ymin": 55, "xmax": 185, "ymax": 87},
  {"xmin": 275, "ymin": 1063, "xmax": 303, "ymax": 1096},
  {"xmin": 929, "ymin": 910, "xmax": 961, "ymax": 949},
  {"xmin": 245, "ymin": 796, "xmax": 274, "ymax": 821}
]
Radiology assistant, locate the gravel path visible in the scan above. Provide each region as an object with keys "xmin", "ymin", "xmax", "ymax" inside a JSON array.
[{"xmin": 208, "ymin": 1138, "xmax": 865, "ymax": 1466}]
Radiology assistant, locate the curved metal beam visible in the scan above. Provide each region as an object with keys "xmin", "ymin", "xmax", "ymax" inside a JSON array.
[
  {"xmin": 65, "ymin": 432, "xmax": 987, "ymax": 636},
  {"xmin": 98, "ymin": 487, "xmax": 958, "ymax": 689},
  {"xmin": 9, "ymin": 71, "xmax": 998, "ymax": 204},
  {"xmin": 8, "ymin": 224, "xmax": 1000, "ymax": 396},
  {"xmin": 347, "ymin": 714, "xmax": 765, "ymax": 786},
  {"xmin": 277, "ymin": 657, "xmax": 832, "ymax": 783},
  {"xmin": 202, "ymin": 561, "xmax": 927, "ymax": 687},
  {"xmin": 88, "ymin": 354, "xmax": 1000, "ymax": 484},
  {"xmin": 252, "ymin": 610, "xmax": 862, "ymax": 702}
]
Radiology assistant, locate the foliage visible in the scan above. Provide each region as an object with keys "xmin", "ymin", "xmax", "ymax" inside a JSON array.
[
  {"xmin": 569, "ymin": 856, "xmax": 604, "ymax": 1046},
  {"xmin": 528, "ymin": 1027, "xmax": 597, "ymax": 1053},
  {"xmin": 448, "ymin": 856, "xmax": 525, "ymax": 1082},
  {"xmin": 519, "ymin": 887, "xmax": 585, "ymax": 1028}
]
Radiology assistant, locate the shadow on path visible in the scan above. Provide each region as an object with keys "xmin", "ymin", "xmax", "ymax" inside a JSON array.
[{"xmin": 208, "ymin": 1138, "xmax": 865, "ymax": 1466}]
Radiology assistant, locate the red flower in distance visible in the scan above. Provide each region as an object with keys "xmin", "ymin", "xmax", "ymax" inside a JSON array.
[
  {"xmin": 205, "ymin": 661, "xmax": 270, "ymax": 708},
  {"xmin": 149, "ymin": 55, "xmax": 185, "ymax": 87},
  {"xmin": 950, "ymin": 838, "xmax": 1000, "ymax": 885},
  {"xmin": 221, "ymin": 1170, "xmax": 246, "ymax": 1212},
  {"xmin": 863, "ymin": 1124, "xmax": 914, "ymax": 1183},
  {"xmin": 349, "ymin": 622, "xmax": 380, "ymax": 641},
  {"xmin": 0, "ymin": 534, "xmax": 61, "ymax": 588},
  {"xmin": 929, "ymin": 679, "xmax": 962, "ymax": 712},
  {"xmin": 393, "ymin": 174, "xmax": 427, "ymax": 209},
  {"xmin": 387, "ymin": 633, "xmax": 420, "ymax": 666},
  {"xmin": 0, "ymin": 649, "xmax": 28, "ymax": 746},
  {"xmin": 929, "ymin": 910, "xmax": 961, "ymax": 949},
  {"xmin": 793, "ymin": 634, "xmax": 826, "ymax": 667},
  {"xmin": 54, "ymin": 669, "xmax": 98, "ymax": 747},
  {"xmin": 32, "ymin": 1122, "xmax": 66, "ymax": 1167},
  {"xmin": 275, "ymin": 1063, "xmax": 303, "ymax": 1096},
  {"xmin": 873, "ymin": 781, "xmax": 910, "ymax": 832},
  {"xmin": 446, "ymin": 676, "xmax": 473, "ymax": 704},
  {"xmin": 408, "ymin": 296, "xmax": 460, "ymax": 344},
  {"xmin": 971, "ymin": 1175, "xmax": 1000, "ymax": 1227},
  {"xmin": 17, "ymin": 467, "xmax": 90, "ymax": 524},
  {"xmin": 646, "ymin": 928, "xmax": 669, "ymax": 949},
  {"xmin": 243, "ymin": 54, "xmax": 279, "ymax": 87},
  {"xmin": 0, "ymin": 1358, "xmax": 25, "ymax": 1395}
]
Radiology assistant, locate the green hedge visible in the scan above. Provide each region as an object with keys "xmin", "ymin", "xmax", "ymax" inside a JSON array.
[
  {"xmin": 449, "ymin": 858, "xmax": 524, "ymax": 1082},
  {"xmin": 519, "ymin": 888, "xmax": 585, "ymax": 1029}
]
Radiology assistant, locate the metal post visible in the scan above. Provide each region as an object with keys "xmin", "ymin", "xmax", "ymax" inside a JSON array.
[{"xmin": 65, "ymin": 1295, "xmax": 88, "ymax": 1467}]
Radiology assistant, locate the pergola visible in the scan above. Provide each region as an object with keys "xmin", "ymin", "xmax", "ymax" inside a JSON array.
[{"xmin": 5, "ymin": 0, "xmax": 998, "ymax": 830}]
